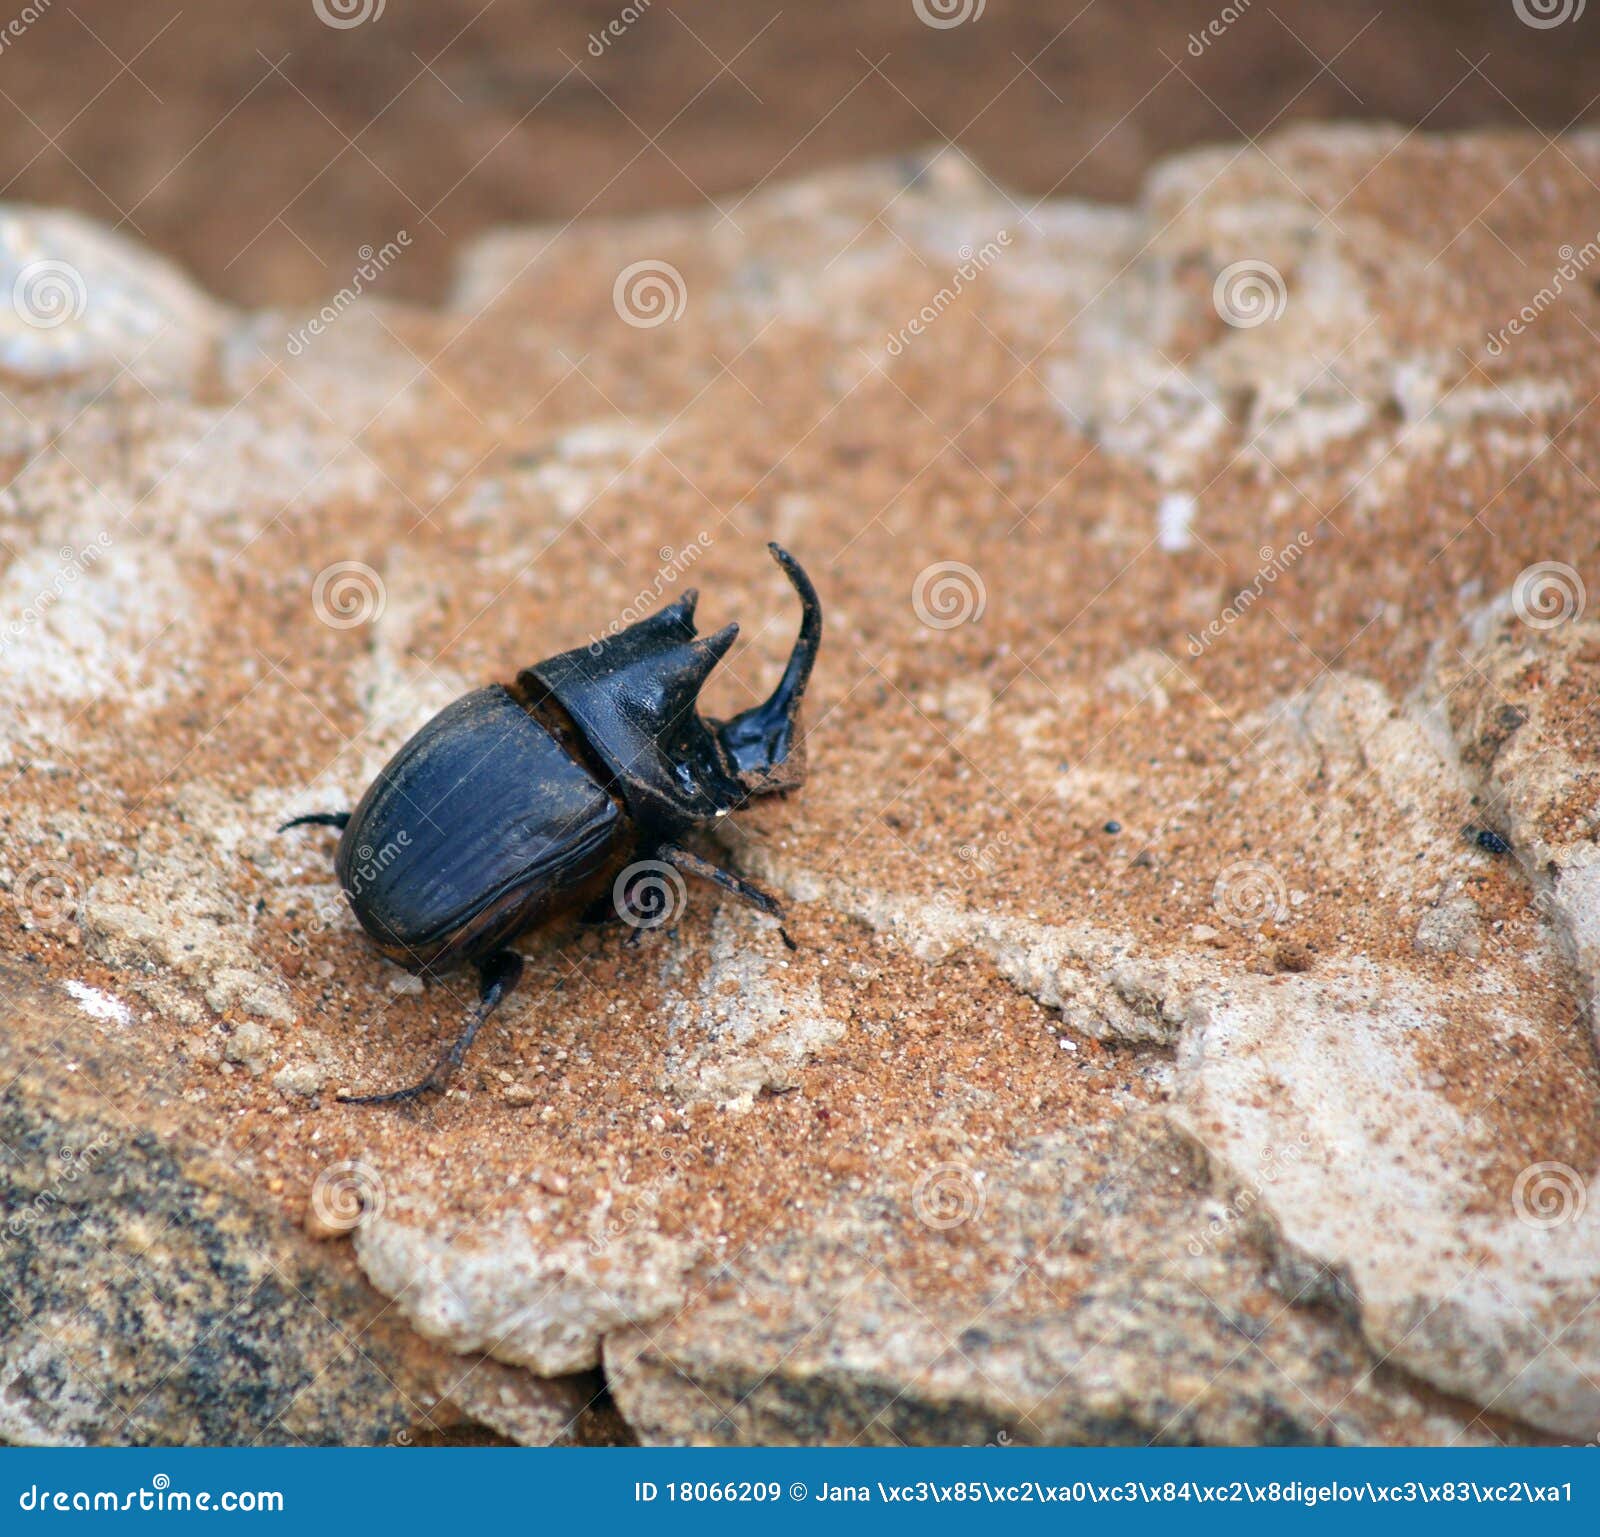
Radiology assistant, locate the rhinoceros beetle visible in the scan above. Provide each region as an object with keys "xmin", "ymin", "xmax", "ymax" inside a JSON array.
[{"xmin": 282, "ymin": 543, "xmax": 821, "ymax": 1105}]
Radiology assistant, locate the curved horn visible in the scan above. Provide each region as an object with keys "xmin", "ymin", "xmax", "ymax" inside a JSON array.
[{"xmin": 716, "ymin": 543, "xmax": 822, "ymax": 786}]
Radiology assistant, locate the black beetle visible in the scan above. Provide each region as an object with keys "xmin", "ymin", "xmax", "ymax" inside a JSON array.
[{"xmin": 282, "ymin": 543, "xmax": 821, "ymax": 1104}]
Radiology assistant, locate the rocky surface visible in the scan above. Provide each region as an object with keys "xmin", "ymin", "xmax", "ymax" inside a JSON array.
[
  {"xmin": 0, "ymin": 967, "xmax": 610, "ymax": 1445},
  {"xmin": 2, "ymin": 125, "xmax": 1598, "ymax": 1445}
]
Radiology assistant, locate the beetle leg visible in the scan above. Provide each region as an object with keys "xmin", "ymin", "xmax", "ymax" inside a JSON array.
[
  {"xmin": 657, "ymin": 841, "xmax": 784, "ymax": 919},
  {"xmin": 337, "ymin": 949, "xmax": 524, "ymax": 1106},
  {"xmin": 278, "ymin": 811, "xmax": 351, "ymax": 833}
]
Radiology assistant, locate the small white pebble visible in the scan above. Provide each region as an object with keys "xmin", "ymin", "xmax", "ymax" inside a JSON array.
[
  {"xmin": 1157, "ymin": 491, "xmax": 1196, "ymax": 551},
  {"xmin": 64, "ymin": 981, "xmax": 132, "ymax": 1027}
]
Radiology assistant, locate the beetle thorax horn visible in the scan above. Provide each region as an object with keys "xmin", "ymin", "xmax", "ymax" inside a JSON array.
[{"xmin": 520, "ymin": 544, "xmax": 822, "ymax": 830}]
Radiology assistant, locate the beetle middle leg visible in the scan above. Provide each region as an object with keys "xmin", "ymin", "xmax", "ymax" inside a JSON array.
[
  {"xmin": 337, "ymin": 949, "xmax": 524, "ymax": 1106},
  {"xmin": 656, "ymin": 842, "xmax": 796, "ymax": 948}
]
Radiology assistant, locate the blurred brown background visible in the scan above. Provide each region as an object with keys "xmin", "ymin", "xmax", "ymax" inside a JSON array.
[{"xmin": 0, "ymin": 0, "xmax": 1593, "ymax": 307}]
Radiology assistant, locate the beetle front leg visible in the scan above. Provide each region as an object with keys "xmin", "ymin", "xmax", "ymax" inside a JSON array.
[
  {"xmin": 338, "ymin": 949, "xmax": 524, "ymax": 1106},
  {"xmin": 656, "ymin": 842, "xmax": 795, "ymax": 948}
]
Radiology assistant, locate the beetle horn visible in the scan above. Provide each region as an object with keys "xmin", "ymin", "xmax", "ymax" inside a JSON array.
[
  {"xmin": 678, "ymin": 621, "xmax": 739, "ymax": 695},
  {"xmin": 649, "ymin": 586, "xmax": 699, "ymax": 639},
  {"xmin": 714, "ymin": 543, "xmax": 822, "ymax": 790}
]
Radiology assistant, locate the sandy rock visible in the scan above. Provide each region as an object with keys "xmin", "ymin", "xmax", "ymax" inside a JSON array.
[
  {"xmin": 0, "ymin": 206, "xmax": 224, "ymax": 390},
  {"xmin": 1172, "ymin": 963, "xmax": 1600, "ymax": 1438},
  {"xmin": 82, "ymin": 866, "xmax": 295, "ymax": 1026},
  {"xmin": 0, "ymin": 967, "xmax": 594, "ymax": 1445},
  {"xmin": 1414, "ymin": 894, "xmax": 1483, "ymax": 959},
  {"xmin": 273, "ymin": 1059, "xmax": 327, "ymax": 1098},
  {"xmin": 221, "ymin": 1019, "xmax": 275, "ymax": 1074},
  {"xmin": 661, "ymin": 907, "xmax": 843, "ymax": 1109},
  {"xmin": 1426, "ymin": 601, "xmax": 1600, "ymax": 1016},
  {"xmin": 440, "ymin": 1358, "xmax": 605, "ymax": 1447},
  {"xmin": 607, "ymin": 1119, "xmax": 1492, "ymax": 1446},
  {"xmin": 354, "ymin": 1212, "xmax": 697, "ymax": 1377},
  {"xmin": 5, "ymin": 128, "xmax": 1600, "ymax": 1447},
  {"xmin": 726, "ymin": 853, "xmax": 1209, "ymax": 1049}
]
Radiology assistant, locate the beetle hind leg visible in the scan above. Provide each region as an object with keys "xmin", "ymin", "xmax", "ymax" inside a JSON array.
[
  {"xmin": 279, "ymin": 811, "xmax": 351, "ymax": 833},
  {"xmin": 337, "ymin": 949, "xmax": 524, "ymax": 1106}
]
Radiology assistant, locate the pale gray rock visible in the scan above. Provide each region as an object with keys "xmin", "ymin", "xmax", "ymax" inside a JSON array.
[
  {"xmin": 354, "ymin": 1209, "xmax": 698, "ymax": 1378},
  {"xmin": 1172, "ymin": 963, "xmax": 1600, "ymax": 1439},
  {"xmin": 0, "ymin": 207, "xmax": 224, "ymax": 390}
]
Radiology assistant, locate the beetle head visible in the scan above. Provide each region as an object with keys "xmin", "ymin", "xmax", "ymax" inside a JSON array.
[{"xmin": 522, "ymin": 544, "xmax": 821, "ymax": 830}]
